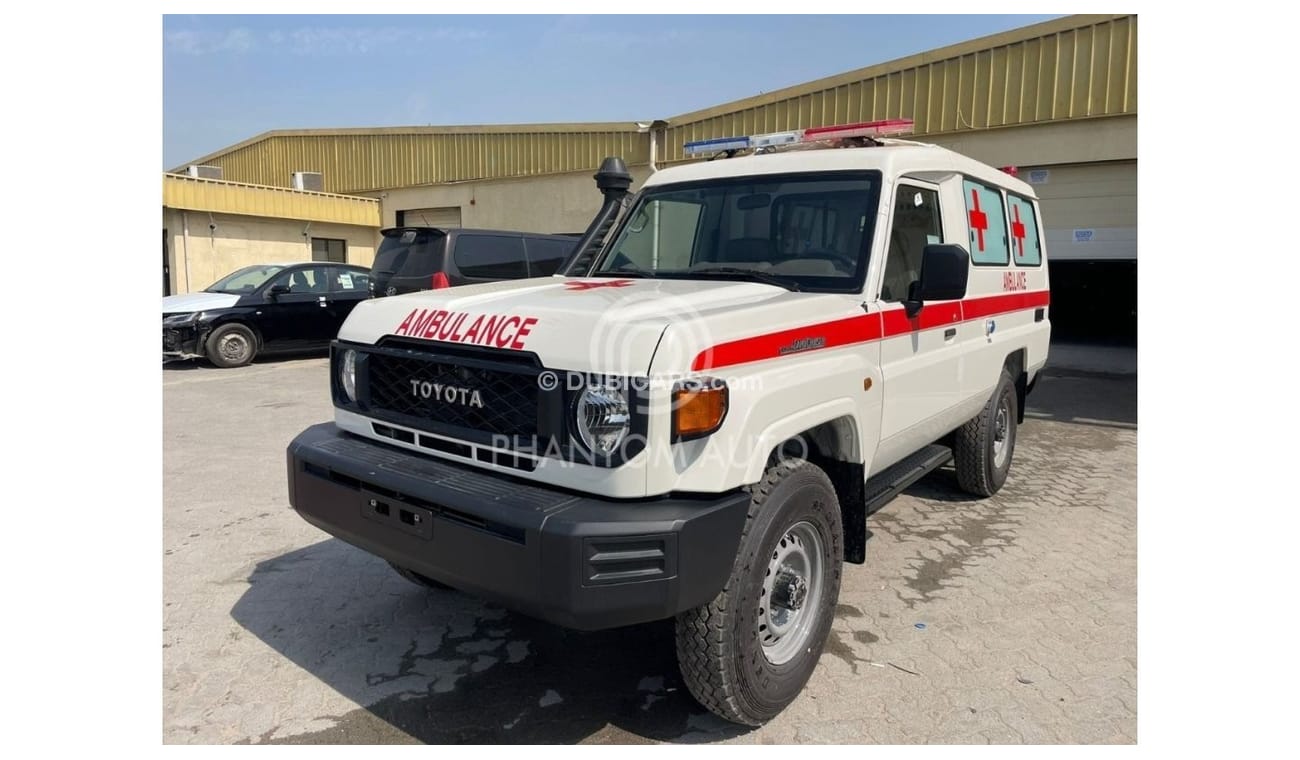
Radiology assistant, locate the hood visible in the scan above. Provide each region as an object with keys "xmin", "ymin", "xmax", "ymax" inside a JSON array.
[
  {"xmin": 338, "ymin": 276, "xmax": 858, "ymax": 376},
  {"xmin": 162, "ymin": 291, "xmax": 240, "ymax": 314}
]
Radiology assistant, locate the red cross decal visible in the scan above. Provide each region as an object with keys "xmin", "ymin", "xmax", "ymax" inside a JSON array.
[
  {"xmin": 563, "ymin": 279, "xmax": 635, "ymax": 291},
  {"xmin": 968, "ymin": 189, "xmax": 989, "ymax": 252},
  {"xmin": 1010, "ymin": 205, "xmax": 1027, "ymax": 259}
]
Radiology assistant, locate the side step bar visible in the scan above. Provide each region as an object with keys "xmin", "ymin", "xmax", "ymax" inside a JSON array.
[{"xmin": 862, "ymin": 444, "xmax": 953, "ymax": 516}]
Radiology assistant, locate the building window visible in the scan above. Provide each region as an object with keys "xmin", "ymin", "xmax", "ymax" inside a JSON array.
[{"xmin": 311, "ymin": 238, "xmax": 347, "ymax": 263}]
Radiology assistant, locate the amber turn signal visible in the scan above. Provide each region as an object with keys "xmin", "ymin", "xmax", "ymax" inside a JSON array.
[{"xmin": 672, "ymin": 380, "xmax": 729, "ymax": 441}]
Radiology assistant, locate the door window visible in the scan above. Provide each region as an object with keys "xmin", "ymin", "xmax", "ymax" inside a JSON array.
[
  {"xmin": 330, "ymin": 267, "xmax": 369, "ymax": 293},
  {"xmin": 453, "ymin": 235, "xmax": 528, "ymax": 279},
  {"xmin": 525, "ymin": 238, "xmax": 576, "ymax": 276},
  {"xmin": 880, "ymin": 186, "xmax": 943, "ymax": 302},
  {"xmin": 269, "ymin": 266, "xmax": 330, "ymax": 294}
]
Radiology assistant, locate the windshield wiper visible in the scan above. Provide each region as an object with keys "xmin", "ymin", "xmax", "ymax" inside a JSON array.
[
  {"xmin": 605, "ymin": 262, "xmax": 657, "ymax": 279},
  {"xmin": 687, "ymin": 267, "xmax": 801, "ymax": 292}
]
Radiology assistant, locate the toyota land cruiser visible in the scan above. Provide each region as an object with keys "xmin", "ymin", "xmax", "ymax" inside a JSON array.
[{"xmin": 285, "ymin": 120, "xmax": 1051, "ymax": 725}]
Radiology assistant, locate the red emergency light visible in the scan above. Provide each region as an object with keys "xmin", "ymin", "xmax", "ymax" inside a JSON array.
[{"xmin": 802, "ymin": 119, "xmax": 915, "ymax": 141}]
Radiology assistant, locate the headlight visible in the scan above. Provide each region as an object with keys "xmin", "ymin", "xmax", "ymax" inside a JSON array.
[
  {"xmin": 339, "ymin": 349, "xmax": 357, "ymax": 402},
  {"xmin": 162, "ymin": 312, "xmax": 198, "ymax": 327},
  {"xmin": 573, "ymin": 381, "xmax": 630, "ymax": 456}
]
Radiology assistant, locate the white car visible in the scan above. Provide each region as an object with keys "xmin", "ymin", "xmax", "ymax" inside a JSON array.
[{"xmin": 286, "ymin": 120, "xmax": 1050, "ymax": 725}]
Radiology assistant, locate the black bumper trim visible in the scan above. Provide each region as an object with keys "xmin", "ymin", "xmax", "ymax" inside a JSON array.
[{"xmin": 286, "ymin": 423, "xmax": 750, "ymax": 630}]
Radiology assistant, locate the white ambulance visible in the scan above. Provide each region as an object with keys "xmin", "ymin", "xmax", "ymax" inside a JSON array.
[{"xmin": 286, "ymin": 120, "xmax": 1051, "ymax": 725}]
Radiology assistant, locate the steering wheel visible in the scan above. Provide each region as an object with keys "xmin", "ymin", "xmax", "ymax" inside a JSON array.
[{"xmin": 800, "ymin": 249, "xmax": 858, "ymax": 271}]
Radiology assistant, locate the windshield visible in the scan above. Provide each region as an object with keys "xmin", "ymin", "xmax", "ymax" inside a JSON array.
[
  {"xmin": 373, "ymin": 228, "xmax": 446, "ymax": 278},
  {"xmin": 205, "ymin": 264, "xmax": 287, "ymax": 294},
  {"xmin": 592, "ymin": 171, "xmax": 881, "ymax": 293}
]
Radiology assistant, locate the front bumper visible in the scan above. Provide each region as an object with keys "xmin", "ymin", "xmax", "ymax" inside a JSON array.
[
  {"xmin": 286, "ymin": 423, "xmax": 750, "ymax": 630},
  {"xmin": 162, "ymin": 325, "xmax": 203, "ymax": 360}
]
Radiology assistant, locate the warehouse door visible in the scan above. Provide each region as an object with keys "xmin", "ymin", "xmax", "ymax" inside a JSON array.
[
  {"xmin": 1023, "ymin": 161, "xmax": 1136, "ymax": 262},
  {"xmin": 1022, "ymin": 161, "xmax": 1137, "ymax": 343},
  {"xmin": 397, "ymin": 206, "xmax": 462, "ymax": 229}
]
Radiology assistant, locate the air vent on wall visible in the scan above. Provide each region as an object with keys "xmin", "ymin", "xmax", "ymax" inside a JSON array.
[
  {"xmin": 291, "ymin": 171, "xmax": 324, "ymax": 192},
  {"xmin": 186, "ymin": 165, "xmax": 223, "ymax": 180}
]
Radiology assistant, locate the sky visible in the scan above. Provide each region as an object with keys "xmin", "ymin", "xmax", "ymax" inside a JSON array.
[{"xmin": 163, "ymin": 14, "xmax": 1061, "ymax": 169}]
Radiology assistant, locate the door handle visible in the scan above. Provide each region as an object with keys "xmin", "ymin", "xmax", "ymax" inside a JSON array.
[{"xmin": 943, "ymin": 328, "xmax": 957, "ymax": 340}]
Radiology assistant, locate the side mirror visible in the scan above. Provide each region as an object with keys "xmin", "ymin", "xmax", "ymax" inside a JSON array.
[
  {"xmin": 267, "ymin": 284, "xmax": 291, "ymax": 299},
  {"xmin": 903, "ymin": 244, "xmax": 969, "ymax": 317}
]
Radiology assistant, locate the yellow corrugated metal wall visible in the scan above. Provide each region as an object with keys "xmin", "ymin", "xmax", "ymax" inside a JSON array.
[
  {"xmin": 204, "ymin": 129, "xmax": 650, "ymax": 194},
  {"xmin": 177, "ymin": 14, "xmax": 1134, "ymax": 192},
  {"xmin": 162, "ymin": 173, "xmax": 380, "ymax": 226},
  {"xmin": 660, "ymin": 14, "xmax": 1135, "ymax": 164}
]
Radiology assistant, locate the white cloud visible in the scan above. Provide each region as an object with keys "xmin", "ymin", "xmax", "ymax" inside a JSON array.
[
  {"xmin": 164, "ymin": 25, "xmax": 487, "ymax": 57},
  {"xmin": 165, "ymin": 27, "xmax": 256, "ymax": 56},
  {"xmin": 284, "ymin": 26, "xmax": 487, "ymax": 56}
]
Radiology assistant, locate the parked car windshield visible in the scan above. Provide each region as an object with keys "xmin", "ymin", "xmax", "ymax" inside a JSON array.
[
  {"xmin": 592, "ymin": 171, "xmax": 881, "ymax": 293},
  {"xmin": 205, "ymin": 264, "xmax": 288, "ymax": 294}
]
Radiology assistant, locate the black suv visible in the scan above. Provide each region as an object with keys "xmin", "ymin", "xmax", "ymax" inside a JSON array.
[{"xmin": 369, "ymin": 227, "xmax": 577, "ymax": 297}]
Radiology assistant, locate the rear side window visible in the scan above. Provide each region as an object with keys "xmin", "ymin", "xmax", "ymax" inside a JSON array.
[
  {"xmin": 1005, "ymin": 194, "xmax": 1042, "ymax": 266},
  {"xmin": 331, "ymin": 267, "xmax": 369, "ymax": 293},
  {"xmin": 454, "ymin": 235, "xmax": 528, "ymax": 279},
  {"xmin": 525, "ymin": 238, "xmax": 576, "ymax": 276},
  {"xmin": 962, "ymin": 179, "xmax": 1009, "ymax": 265},
  {"xmin": 373, "ymin": 229, "xmax": 445, "ymax": 278}
]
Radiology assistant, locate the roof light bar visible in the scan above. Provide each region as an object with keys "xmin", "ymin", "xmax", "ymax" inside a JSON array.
[
  {"xmin": 682, "ymin": 119, "xmax": 916, "ymax": 157},
  {"xmin": 683, "ymin": 135, "xmax": 751, "ymax": 156},
  {"xmin": 802, "ymin": 119, "xmax": 915, "ymax": 141},
  {"xmin": 749, "ymin": 130, "xmax": 802, "ymax": 149}
]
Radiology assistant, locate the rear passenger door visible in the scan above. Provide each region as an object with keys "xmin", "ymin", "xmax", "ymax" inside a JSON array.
[
  {"xmin": 450, "ymin": 234, "xmax": 529, "ymax": 284},
  {"xmin": 523, "ymin": 237, "xmax": 576, "ymax": 277},
  {"xmin": 875, "ymin": 181, "xmax": 966, "ymax": 463},
  {"xmin": 325, "ymin": 266, "xmax": 370, "ymax": 335}
]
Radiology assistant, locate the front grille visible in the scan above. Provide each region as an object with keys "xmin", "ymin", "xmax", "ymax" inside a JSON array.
[
  {"xmin": 366, "ymin": 350, "xmax": 539, "ymax": 438},
  {"xmin": 163, "ymin": 330, "xmax": 181, "ymax": 351}
]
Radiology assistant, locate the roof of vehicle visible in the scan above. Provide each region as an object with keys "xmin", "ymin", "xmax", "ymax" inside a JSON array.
[
  {"xmin": 643, "ymin": 141, "xmax": 1037, "ymax": 198},
  {"xmin": 269, "ymin": 261, "xmax": 367, "ymax": 268},
  {"xmin": 380, "ymin": 226, "xmax": 575, "ymax": 239}
]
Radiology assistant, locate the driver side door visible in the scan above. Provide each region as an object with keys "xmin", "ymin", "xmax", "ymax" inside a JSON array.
[
  {"xmin": 874, "ymin": 181, "xmax": 966, "ymax": 465},
  {"xmin": 255, "ymin": 265, "xmax": 334, "ymax": 352}
]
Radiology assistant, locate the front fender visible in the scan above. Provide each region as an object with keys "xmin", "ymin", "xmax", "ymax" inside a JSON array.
[{"xmin": 742, "ymin": 398, "xmax": 863, "ymax": 484}]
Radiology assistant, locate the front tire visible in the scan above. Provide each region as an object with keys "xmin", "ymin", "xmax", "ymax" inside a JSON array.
[
  {"xmin": 675, "ymin": 458, "xmax": 843, "ymax": 726},
  {"xmin": 954, "ymin": 369, "xmax": 1018, "ymax": 496},
  {"xmin": 204, "ymin": 323, "xmax": 257, "ymax": 368}
]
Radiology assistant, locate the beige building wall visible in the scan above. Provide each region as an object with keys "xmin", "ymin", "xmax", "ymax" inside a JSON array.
[
  {"xmin": 163, "ymin": 208, "xmax": 378, "ymax": 295},
  {"xmin": 371, "ymin": 166, "xmax": 655, "ymax": 233}
]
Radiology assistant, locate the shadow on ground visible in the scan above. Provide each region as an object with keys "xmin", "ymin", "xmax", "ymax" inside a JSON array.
[
  {"xmin": 163, "ymin": 349, "xmax": 329, "ymax": 372},
  {"xmin": 1024, "ymin": 371, "xmax": 1136, "ymax": 430},
  {"xmin": 227, "ymin": 360, "xmax": 1134, "ymax": 744},
  {"xmin": 230, "ymin": 539, "xmax": 750, "ymax": 744}
]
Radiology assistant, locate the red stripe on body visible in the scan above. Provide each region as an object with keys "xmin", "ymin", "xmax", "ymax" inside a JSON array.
[
  {"xmin": 691, "ymin": 313, "xmax": 881, "ymax": 372},
  {"xmin": 960, "ymin": 290, "xmax": 1050, "ymax": 320},
  {"xmin": 690, "ymin": 291, "xmax": 1049, "ymax": 371}
]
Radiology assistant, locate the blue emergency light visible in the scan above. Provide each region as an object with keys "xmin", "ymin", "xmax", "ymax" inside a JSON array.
[{"xmin": 683, "ymin": 135, "xmax": 752, "ymax": 156}]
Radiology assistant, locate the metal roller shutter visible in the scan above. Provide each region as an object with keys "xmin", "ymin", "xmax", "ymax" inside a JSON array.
[
  {"xmin": 1022, "ymin": 161, "xmax": 1136, "ymax": 262},
  {"xmin": 396, "ymin": 206, "xmax": 462, "ymax": 229}
]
